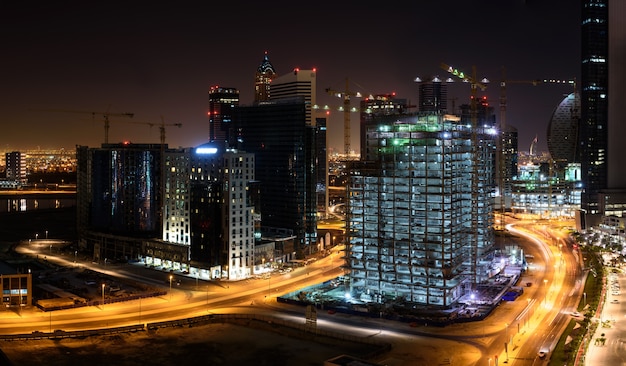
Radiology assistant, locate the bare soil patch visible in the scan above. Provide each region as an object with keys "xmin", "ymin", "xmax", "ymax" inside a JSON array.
[{"xmin": 0, "ymin": 321, "xmax": 376, "ymax": 366}]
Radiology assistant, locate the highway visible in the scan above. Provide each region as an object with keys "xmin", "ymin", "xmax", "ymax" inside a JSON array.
[{"xmin": 3, "ymin": 217, "xmax": 587, "ymax": 365}]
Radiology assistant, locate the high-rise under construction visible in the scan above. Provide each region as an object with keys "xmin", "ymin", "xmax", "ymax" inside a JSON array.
[{"xmin": 345, "ymin": 112, "xmax": 496, "ymax": 306}]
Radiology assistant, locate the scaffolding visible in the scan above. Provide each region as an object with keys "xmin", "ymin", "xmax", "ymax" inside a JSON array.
[{"xmin": 345, "ymin": 113, "xmax": 496, "ymax": 307}]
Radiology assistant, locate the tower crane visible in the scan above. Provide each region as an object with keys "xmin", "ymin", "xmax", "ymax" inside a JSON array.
[
  {"xmin": 124, "ymin": 117, "xmax": 182, "ymax": 145},
  {"xmin": 29, "ymin": 108, "xmax": 134, "ymax": 144},
  {"xmin": 325, "ymin": 78, "xmax": 363, "ymax": 156}
]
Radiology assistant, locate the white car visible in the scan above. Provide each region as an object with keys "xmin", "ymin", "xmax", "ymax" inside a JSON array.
[
  {"xmin": 538, "ymin": 350, "xmax": 548, "ymax": 359},
  {"xmin": 571, "ymin": 311, "xmax": 582, "ymax": 318}
]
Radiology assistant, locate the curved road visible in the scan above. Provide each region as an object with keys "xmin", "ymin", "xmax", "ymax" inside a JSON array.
[{"xmin": 3, "ymin": 218, "xmax": 584, "ymax": 365}]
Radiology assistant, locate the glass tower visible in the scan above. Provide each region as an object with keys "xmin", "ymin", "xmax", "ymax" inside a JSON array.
[{"xmin": 580, "ymin": 0, "xmax": 608, "ymax": 214}]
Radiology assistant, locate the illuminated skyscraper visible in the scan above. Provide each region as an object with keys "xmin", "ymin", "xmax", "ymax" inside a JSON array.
[
  {"xmin": 416, "ymin": 76, "xmax": 448, "ymax": 113},
  {"xmin": 580, "ymin": 0, "xmax": 608, "ymax": 214},
  {"xmin": 208, "ymin": 86, "xmax": 239, "ymax": 146},
  {"xmin": 254, "ymin": 52, "xmax": 277, "ymax": 104}
]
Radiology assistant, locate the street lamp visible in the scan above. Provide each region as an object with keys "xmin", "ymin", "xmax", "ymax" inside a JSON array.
[
  {"xmin": 505, "ymin": 322, "xmax": 509, "ymax": 363},
  {"xmin": 169, "ymin": 275, "xmax": 173, "ymax": 301},
  {"xmin": 74, "ymin": 251, "xmax": 77, "ymax": 264},
  {"xmin": 505, "ymin": 322, "xmax": 509, "ymax": 342},
  {"xmin": 583, "ymin": 292, "xmax": 587, "ymax": 308},
  {"xmin": 45, "ymin": 230, "xmax": 48, "ymax": 239},
  {"xmin": 101, "ymin": 283, "xmax": 105, "ymax": 310}
]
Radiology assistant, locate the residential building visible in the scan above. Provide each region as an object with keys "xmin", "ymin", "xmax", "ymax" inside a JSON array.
[{"xmin": 5, "ymin": 151, "xmax": 26, "ymax": 182}]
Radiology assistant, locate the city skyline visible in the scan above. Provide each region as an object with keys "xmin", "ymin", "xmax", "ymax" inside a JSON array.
[{"xmin": 2, "ymin": 1, "xmax": 579, "ymax": 153}]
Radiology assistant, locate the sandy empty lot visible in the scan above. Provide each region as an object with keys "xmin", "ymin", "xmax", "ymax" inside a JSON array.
[{"xmin": 0, "ymin": 320, "xmax": 380, "ymax": 366}]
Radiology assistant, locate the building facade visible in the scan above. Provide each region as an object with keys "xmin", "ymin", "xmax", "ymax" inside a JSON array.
[
  {"xmin": 270, "ymin": 68, "xmax": 317, "ymax": 126},
  {"xmin": 235, "ymin": 100, "xmax": 318, "ymax": 256}
]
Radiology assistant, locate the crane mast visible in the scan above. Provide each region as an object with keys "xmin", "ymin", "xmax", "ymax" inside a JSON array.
[{"xmin": 326, "ymin": 78, "xmax": 362, "ymax": 156}]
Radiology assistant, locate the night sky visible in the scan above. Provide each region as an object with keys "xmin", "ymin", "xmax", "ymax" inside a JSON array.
[{"xmin": 1, "ymin": 1, "xmax": 580, "ymax": 154}]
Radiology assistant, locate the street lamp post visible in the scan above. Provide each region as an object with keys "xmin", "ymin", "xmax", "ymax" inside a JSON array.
[
  {"xmin": 74, "ymin": 251, "xmax": 77, "ymax": 264},
  {"xmin": 45, "ymin": 230, "xmax": 48, "ymax": 239},
  {"xmin": 101, "ymin": 283, "xmax": 105, "ymax": 310},
  {"xmin": 504, "ymin": 322, "xmax": 510, "ymax": 363},
  {"xmin": 505, "ymin": 322, "xmax": 509, "ymax": 342},
  {"xmin": 18, "ymin": 276, "xmax": 22, "ymax": 317},
  {"xmin": 169, "ymin": 275, "xmax": 173, "ymax": 301},
  {"xmin": 583, "ymin": 292, "xmax": 587, "ymax": 308}
]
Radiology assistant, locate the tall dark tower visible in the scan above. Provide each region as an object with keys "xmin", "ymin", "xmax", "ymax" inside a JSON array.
[
  {"xmin": 580, "ymin": 0, "xmax": 608, "ymax": 214},
  {"xmin": 208, "ymin": 86, "xmax": 239, "ymax": 147},
  {"xmin": 254, "ymin": 52, "xmax": 277, "ymax": 104},
  {"xmin": 416, "ymin": 76, "xmax": 448, "ymax": 113}
]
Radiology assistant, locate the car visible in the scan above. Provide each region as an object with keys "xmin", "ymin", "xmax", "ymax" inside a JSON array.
[
  {"xmin": 611, "ymin": 299, "xmax": 619, "ymax": 304},
  {"xmin": 571, "ymin": 311, "xmax": 582, "ymax": 317},
  {"xmin": 538, "ymin": 351, "xmax": 548, "ymax": 359}
]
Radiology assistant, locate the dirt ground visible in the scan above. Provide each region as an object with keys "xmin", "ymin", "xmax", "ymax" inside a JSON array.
[{"xmin": 0, "ymin": 321, "xmax": 377, "ymax": 366}]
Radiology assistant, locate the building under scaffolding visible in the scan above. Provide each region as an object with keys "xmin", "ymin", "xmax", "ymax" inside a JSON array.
[{"xmin": 345, "ymin": 113, "xmax": 496, "ymax": 307}]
